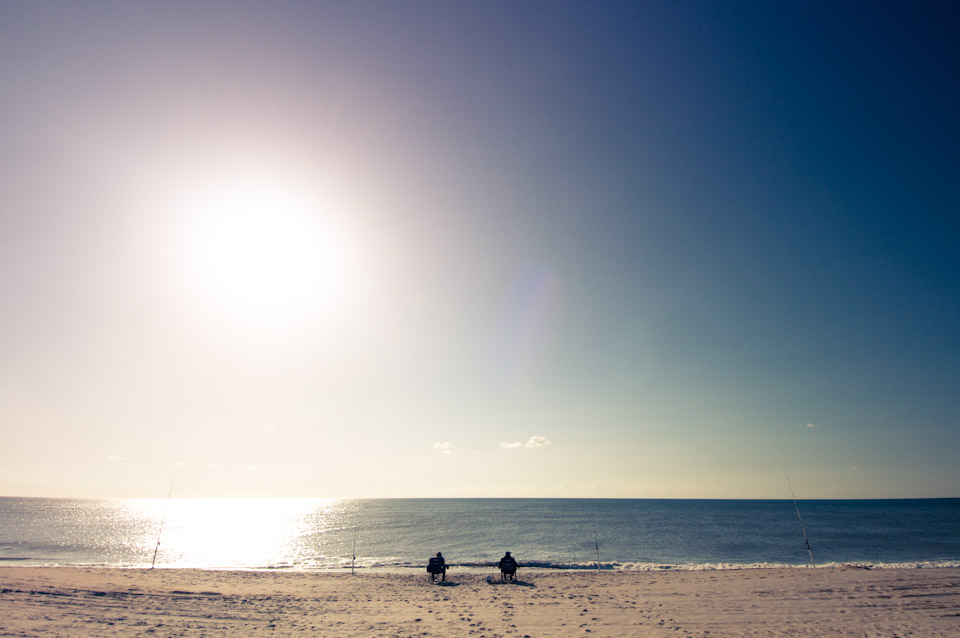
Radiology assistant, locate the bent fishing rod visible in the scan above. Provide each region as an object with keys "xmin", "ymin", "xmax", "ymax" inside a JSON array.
[
  {"xmin": 151, "ymin": 468, "xmax": 179, "ymax": 569},
  {"xmin": 785, "ymin": 469, "xmax": 815, "ymax": 568}
]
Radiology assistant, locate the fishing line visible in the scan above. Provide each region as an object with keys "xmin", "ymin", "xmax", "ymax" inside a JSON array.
[{"xmin": 785, "ymin": 469, "xmax": 815, "ymax": 568}]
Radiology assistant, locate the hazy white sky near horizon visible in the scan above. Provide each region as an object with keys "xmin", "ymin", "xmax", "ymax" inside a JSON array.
[{"xmin": 2, "ymin": 1, "xmax": 958, "ymax": 499}]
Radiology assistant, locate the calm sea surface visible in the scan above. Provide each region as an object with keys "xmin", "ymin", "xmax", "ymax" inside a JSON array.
[{"xmin": 0, "ymin": 498, "xmax": 957, "ymax": 571}]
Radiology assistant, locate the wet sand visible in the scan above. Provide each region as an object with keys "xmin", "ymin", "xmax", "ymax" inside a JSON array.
[{"xmin": 1, "ymin": 566, "xmax": 958, "ymax": 637}]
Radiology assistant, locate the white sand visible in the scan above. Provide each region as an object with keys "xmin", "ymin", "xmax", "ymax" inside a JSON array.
[{"xmin": 1, "ymin": 566, "xmax": 958, "ymax": 636}]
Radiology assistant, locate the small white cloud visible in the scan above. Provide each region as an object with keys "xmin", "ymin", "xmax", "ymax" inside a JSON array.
[
  {"xmin": 804, "ymin": 423, "xmax": 821, "ymax": 429},
  {"xmin": 106, "ymin": 455, "xmax": 126, "ymax": 462},
  {"xmin": 502, "ymin": 436, "xmax": 552, "ymax": 449},
  {"xmin": 525, "ymin": 435, "xmax": 551, "ymax": 448},
  {"xmin": 208, "ymin": 463, "xmax": 222, "ymax": 469},
  {"xmin": 174, "ymin": 461, "xmax": 187, "ymax": 467},
  {"xmin": 245, "ymin": 465, "xmax": 267, "ymax": 471},
  {"xmin": 432, "ymin": 441, "xmax": 454, "ymax": 453}
]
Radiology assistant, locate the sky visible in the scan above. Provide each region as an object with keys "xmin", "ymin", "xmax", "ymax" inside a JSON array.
[{"xmin": 1, "ymin": 1, "xmax": 958, "ymax": 500}]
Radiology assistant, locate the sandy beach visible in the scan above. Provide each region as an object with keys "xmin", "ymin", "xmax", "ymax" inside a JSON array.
[{"xmin": 1, "ymin": 566, "xmax": 957, "ymax": 637}]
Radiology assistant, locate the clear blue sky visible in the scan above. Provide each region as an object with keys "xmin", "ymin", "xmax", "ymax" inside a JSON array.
[{"xmin": 1, "ymin": 1, "xmax": 957, "ymax": 498}]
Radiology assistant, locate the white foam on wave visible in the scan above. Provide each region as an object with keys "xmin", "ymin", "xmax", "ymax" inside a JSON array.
[
  {"xmin": 611, "ymin": 560, "xmax": 960, "ymax": 571},
  {"xmin": 338, "ymin": 559, "xmax": 960, "ymax": 572}
]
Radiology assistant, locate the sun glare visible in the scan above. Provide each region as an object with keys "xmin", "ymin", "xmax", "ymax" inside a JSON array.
[{"xmin": 175, "ymin": 174, "xmax": 354, "ymax": 322}]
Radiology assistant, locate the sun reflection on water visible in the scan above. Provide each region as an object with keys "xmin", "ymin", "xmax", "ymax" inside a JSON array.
[{"xmin": 127, "ymin": 498, "xmax": 348, "ymax": 569}]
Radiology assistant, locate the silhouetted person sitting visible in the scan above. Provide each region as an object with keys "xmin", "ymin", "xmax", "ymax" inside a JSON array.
[
  {"xmin": 427, "ymin": 552, "xmax": 446, "ymax": 581},
  {"xmin": 498, "ymin": 551, "xmax": 517, "ymax": 581}
]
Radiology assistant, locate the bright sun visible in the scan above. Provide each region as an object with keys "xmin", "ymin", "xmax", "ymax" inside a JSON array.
[{"xmin": 177, "ymin": 175, "xmax": 351, "ymax": 322}]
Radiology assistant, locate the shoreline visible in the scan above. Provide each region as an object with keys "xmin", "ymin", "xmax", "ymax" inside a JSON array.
[
  {"xmin": 2, "ymin": 566, "xmax": 958, "ymax": 636},
  {"xmin": 2, "ymin": 559, "xmax": 958, "ymax": 572}
]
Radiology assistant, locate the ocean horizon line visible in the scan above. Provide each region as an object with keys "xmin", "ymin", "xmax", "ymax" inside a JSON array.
[{"xmin": 3, "ymin": 495, "xmax": 959, "ymax": 501}]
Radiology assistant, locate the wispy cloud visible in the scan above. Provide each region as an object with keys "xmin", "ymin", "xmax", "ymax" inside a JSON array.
[
  {"xmin": 432, "ymin": 441, "xmax": 454, "ymax": 455},
  {"xmin": 500, "ymin": 436, "xmax": 552, "ymax": 449},
  {"xmin": 804, "ymin": 423, "xmax": 821, "ymax": 429},
  {"xmin": 106, "ymin": 455, "xmax": 126, "ymax": 462},
  {"xmin": 245, "ymin": 464, "xmax": 269, "ymax": 471},
  {"xmin": 525, "ymin": 435, "xmax": 551, "ymax": 448}
]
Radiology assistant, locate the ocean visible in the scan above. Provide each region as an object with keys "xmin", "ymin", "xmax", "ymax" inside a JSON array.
[{"xmin": 0, "ymin": 497, "xmax": 957, "ymax": 571}]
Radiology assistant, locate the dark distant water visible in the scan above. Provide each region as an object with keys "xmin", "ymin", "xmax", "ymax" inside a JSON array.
[{"xmin": 0, "ymin": 498, "xmax": 957, "ymax": 570}]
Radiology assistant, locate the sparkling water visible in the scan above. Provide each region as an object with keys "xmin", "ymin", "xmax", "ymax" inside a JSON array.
[{"xmin": 0, "ymin": 497, "xmax": 957, "ymax": 570}]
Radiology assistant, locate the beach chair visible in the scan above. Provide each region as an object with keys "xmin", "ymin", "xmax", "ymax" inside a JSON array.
[
  {"xmin": 499, "ymin": 555, "xmax": 517, "ymax": 581},
  {"xmin": 427, "ymin": 556, "xmax": 446, "ymax": 581}
]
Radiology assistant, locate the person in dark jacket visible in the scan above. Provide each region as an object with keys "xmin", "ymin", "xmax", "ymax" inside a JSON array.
[
  {"xmin": 427, "ymin": 552, "xmax": 446, "ymax": 581},
  {"xmin": 498, "ymin": 551, "xmax": 517, "ymax": 581}
]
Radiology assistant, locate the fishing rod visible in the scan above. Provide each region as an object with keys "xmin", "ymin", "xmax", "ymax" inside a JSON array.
[
  {"xmin": 150, "ymin": 468, "xmax": 179, "ymax": 569},
  {"xmin": 351, "ymin": 526, "xmax": 358, "ymax": 575},
  {"xmin": 593, "ymin": 521, "xmax": 601, "ymax": 572},
  {"xmin": 785, "ymin": 469, "xmax": 815, "ymax": 568}
]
